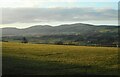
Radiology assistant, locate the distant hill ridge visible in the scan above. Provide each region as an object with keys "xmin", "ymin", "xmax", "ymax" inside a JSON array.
[{"xmin": 1, "ymin": 23, "xmax": 119, "ymax": 36}]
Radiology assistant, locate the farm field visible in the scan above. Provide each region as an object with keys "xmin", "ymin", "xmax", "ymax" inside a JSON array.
[{"xmin": 2, "ymin": 42, "xmax": 119, "ymax": 75}]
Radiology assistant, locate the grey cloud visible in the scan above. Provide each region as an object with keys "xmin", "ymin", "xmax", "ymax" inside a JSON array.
[{"xmin": 2, "ymin": 8, "xmax": 118, "ymax": 24}]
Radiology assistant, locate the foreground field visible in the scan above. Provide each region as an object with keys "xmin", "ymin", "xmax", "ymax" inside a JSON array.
[{"xmin": 2, "ymin": 42, "xmax": 119, "ymax": 75}]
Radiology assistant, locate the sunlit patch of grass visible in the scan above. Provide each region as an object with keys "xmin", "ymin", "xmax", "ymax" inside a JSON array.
[{"xmin": 2, "ymin": 42, "xmax": 119, "ymax": 75}]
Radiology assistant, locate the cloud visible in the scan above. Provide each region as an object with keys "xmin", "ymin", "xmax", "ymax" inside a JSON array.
[
  {"xmin": 2, "ymin": 8, "xmax": 117, "ymax": 24},
  {"xmin": 0, "ymin": 0, "xmax": 118, "ymax": 8}
]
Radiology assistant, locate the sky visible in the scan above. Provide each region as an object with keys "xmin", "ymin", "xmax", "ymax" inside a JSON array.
[{"xmin": 0, "ymin": 0, "xmax": 119, "ymax": 28}]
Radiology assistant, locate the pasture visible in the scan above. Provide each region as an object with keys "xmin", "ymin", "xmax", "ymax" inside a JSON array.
[{"xmin": 2, "ymin": 42, "xmax": 119, "ymax": 75}]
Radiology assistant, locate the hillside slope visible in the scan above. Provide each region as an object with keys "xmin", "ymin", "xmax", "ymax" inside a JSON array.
[{"xmin": 2, "ymin": 23, "xmax": 119, "ymax": 36}]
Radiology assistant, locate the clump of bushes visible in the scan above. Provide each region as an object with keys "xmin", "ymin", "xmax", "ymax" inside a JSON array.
[
  {"xmin": 21, "ymin": 37, "xmax": 28, "ymax": 43},
  {"xmin": 55, "ymin": 41, "xmax": 63, "ymax": 45}
]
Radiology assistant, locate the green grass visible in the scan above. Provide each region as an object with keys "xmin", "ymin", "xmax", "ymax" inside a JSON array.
[{"xmin": 2, "ymin": 42, "xmax": 119, "ymax": 75}]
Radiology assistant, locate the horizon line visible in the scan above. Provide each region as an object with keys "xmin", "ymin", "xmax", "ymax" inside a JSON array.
[{"xmin": 1, "ymin": 22, "xmax": 118, "ymax": 29}]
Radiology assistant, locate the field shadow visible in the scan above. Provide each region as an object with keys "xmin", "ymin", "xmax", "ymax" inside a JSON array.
[
  {"xmin": 38, "ymin": 52, "xmax": 63, "ymax": 56},
  {"xmin": 2, "ymin": 56, "xmax": 119, "ymax": 75}
]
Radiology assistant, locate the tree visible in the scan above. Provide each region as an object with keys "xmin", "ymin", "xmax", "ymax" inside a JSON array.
[
  {"xmin": 21, "ymin": 37, "xmax": 28, "ymax": 43},
  {"xmin": 2, "ymin": 40, "xmax": 8, "ymax": 42},
  {"xmin": 55, "ymin": 41, "xmax": 63, "ymax": 45}
]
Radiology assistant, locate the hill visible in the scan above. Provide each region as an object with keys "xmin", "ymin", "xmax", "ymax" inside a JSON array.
[
  {"xmin": 2, "ymin": 23, "xmax": 119, "ymax": 47},
  {"xmin": 2, "ymin": 23, "xmax": 119, "ymax": 36}
]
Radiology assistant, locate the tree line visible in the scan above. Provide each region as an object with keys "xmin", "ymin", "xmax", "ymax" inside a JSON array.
[{"xmin": 2, "ymin": 33, "xmax": 119, "ymax": 47}]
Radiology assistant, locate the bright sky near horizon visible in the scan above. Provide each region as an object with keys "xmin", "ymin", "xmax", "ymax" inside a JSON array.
[
  {"xmin": 0, "ymin": 0, "xmax": 119, "ymax": 8},
  {"xmin": 0, "ymin": 0, "xmax": 119, "ymax": 28}
]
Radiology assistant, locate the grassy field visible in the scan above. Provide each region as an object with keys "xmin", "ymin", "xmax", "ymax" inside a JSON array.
[{"xmin": 2, "ymin": 42, "xmax": 119, "ymax": 75}]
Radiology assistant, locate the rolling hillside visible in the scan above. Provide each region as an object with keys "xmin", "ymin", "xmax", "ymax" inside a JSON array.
[{"xmin": 2, "ymin": 23, "xmax": 119, "ymax": 36}]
